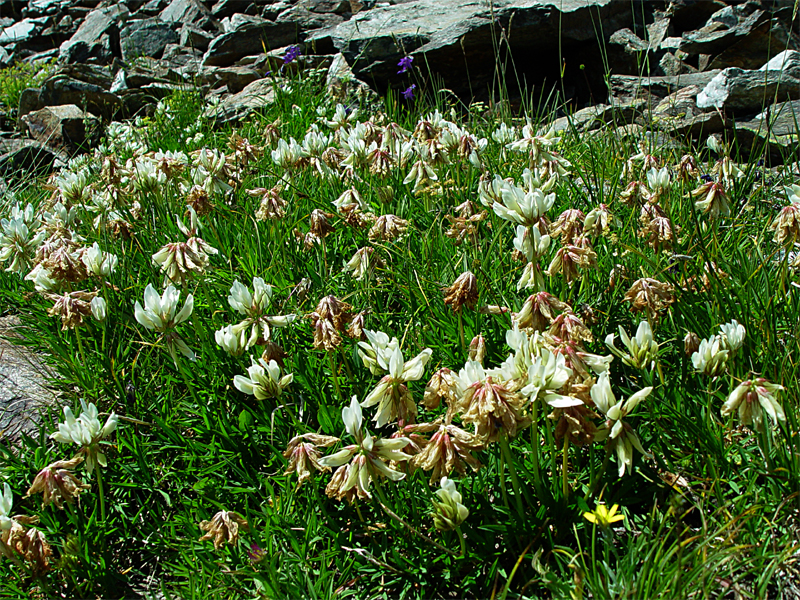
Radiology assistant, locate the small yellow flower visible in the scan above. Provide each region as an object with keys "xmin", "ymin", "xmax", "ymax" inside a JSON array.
[{"xmin": 583, "ymin": 503, "xmax": 625, "ymax": 528}]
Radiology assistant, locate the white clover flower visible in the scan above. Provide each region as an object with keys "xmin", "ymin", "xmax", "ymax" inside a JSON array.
[
  {"xmin": 0, "ymin": 482, "xmax": 14, "ymax": 532},
  {"xmin": 50, "ymin": 400, "xmax": 118, "ymax": 473},
  {"xmin": 132, "ymin": 157, "xmax": 167, "ymax": 193},
  {"xmin": 226, "ymin": 278, "xmax": 297, "ymax": 348},
  {"xmin": 82, "ymin": 242, "xmax": 118, "ymax": 277},
  {"xmin": 24, "ymin": 263, "xmax": 58, "ymax": 292},
  {"xmin": 691, "ymin": 336, "xmax": 729, "ymax": 377},
  {"xmin": 491, "ymin": 122, "xmax": 516, "ymax": 145},
  {"xmin": 91, "ymin": 296, "xmax": 106, "ymax": 322},
  {"xmin": 214, "ymin": 324, "xmax": 248, "ymax": 357},
  {"xmin": 134, "ymin": 284, "xmax": 193, "ymax": 332},
  {"xmin": 591, "ymin": 372, "xmax": 652, "ymax": 477},
  {"xmin": 492, "ymin": 180, "xmax": 555, "ymax": 227},
  {"xmin": 513, "ymin": 224, "xmax": 550, "ymax": 262},
  {"xmin": 271, "ymin": 138, "xmax": 305, "ymax": 170},
  {"xmin": 718, "ymin": 319, "xmax": 745, "ymax": 352},
  {"xmin": 55, "ymin": 169, "xmax": 91, "ymax": 204},
  {"xmin": 0, "ymin": 213, "xmax": 45, "ymax": 274},
  {"xmin": 520, "ymin": 348, "xmax": 581, "ymax": 408},
  {"xmin": 233, "ymin": 357, "xmax": 293, "ymax": 400},
  {"xmin": 721, "ymin": 378, "xmax": 784, "ymax": 430},
  {"xmin": 361, "ymin": 343, "xmax": 433, "ymax": 427},
  {"xmin": 605, "ymin": 321, "xmax": 659, "ymax": 371},
  {"xmin": 318, "ymin": 396, "xmax": 412, "ymax": 502},
  {"xmin": 432, "ymin": 477, "xmax": 469, "ymax": 531},
  {"xmin": 646, "ymin": 166, "xmax": 671, "ymax": 196}
]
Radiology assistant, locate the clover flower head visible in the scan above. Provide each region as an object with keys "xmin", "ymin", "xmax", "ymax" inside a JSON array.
[
  {"xmin": 233, "ymin": 356, "xmax": 293, "ymax": 400},
  {"xmin": 722, "ymin": 378, "xmax": 784, "ymax": 430},
  {"xmin": 134, "ymin": 284, "xmax": 193, "ymax": 332},
  {"xmin": 691, "ymin": 335, "xmax": 729, "ymax": 377},
  {"xmin": 605, "ymin": 321, "xmax": 659, "ymax": 371},
  {"xmin": 718, "ymin": 319, "xmax": 745, "ymax": 352},
  {"xmin": 432, "ymin": 477, "xmax": 469, "ymax": 531},
  {"xmin": 50, "ymin": 400, "xmax": 118, "ymax": 473},
  {"xmin": 199, "ymin": 511, "xmax": 248, "ymax": 550}
]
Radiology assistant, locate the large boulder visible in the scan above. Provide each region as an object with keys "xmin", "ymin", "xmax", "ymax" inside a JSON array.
[
  {"xmin": 21, "ymin": 104, "xmax": 100, "ymax": 154},
  {"xmin": 203, "ymin": 77, "xmax": 276, "ymax": 126},
  {"xmin": 202, "ymin": 19, "xmax": 299, "ymax": 67},
  {"xmin": 158, "ymin": 0, "xmax": 212, "ymax": 28},
  {"xmin": 697, "ymin": 50, "xmax": 800, "ymax": 113},
  {"xmin": 120, "ymin": 19, "xmax": 178, "ymax": 62},
  {"xmin": 58, "ymin": 4, "xmax": 129, "ymax": 64},
  {"xmin": 330, "ymin": 0, "xmax": 639, "ymax": 99}
]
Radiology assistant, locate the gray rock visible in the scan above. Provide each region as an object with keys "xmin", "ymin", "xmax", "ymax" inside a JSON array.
[
  {"xmin": 39, "ymin": 75, "xmax": 124, "ymax": 119},
  {"xmin": 26, "ymin": 0, "xmax": 70, "ymax": 16},
  {"xmin": 697, "ymin": 50, "xmax": 800, "ymax": 113},
  {"xmin": 0, "ymin": 18, "xmax": 40, "ymax": 44},
  {"xmin": 161, "ymin": 43, "xmax": 204, "ymax": 72},
  {"xmin": 551, "ymin": 101, "xmax": 643, "ymax": 133},
  {"xmin": 0, "ymin": 316, "xmax": 57, "ymax": 445},
  {"xmin": 276, "ymin": 4, "xmax": 344, "ymax": 32},
  {"xmin": 158, "ymin": 0, "xmax": 211, "ymax": 26},
  {"xmin": 0, "ymin": 138, "xmax": 64, "ymax": 177},
  {"xmin": 120, "ymin": 19, "xmax": 178, "ymax": 62},
  {"xmin": 610, "ymin": 70, "xmax": 722, "ymax": 103},
  {"xmin": 326, "ymin": 52, "xmax": 376, "ymax": 104},
  {"xmin": 679, "ymin": 4, "xmax": 768, "ymax": 56},
  {"xmin": 202, "ymin": 21, "xmax": 298, "ymax": 67},
  {"xmin": 651, "ymin": 84, "xmax": 726, "ymax": 137},
  {"xmin": 200, "ymin": 66, "xmax": 262, "ymax": 93},
  {"xmin": 16, "ymin": 87, "xmax": 43, "ymax": 125},
  {"xmin": 203, "ymin": 77, "xmax": 275, "ymax": 125},
  {"xmin": 58, "ymin": 4, "xmax": 129, "ymax": 64},
  {"xmin": 331, "ymin": 0, "xmax": 638, "ymax": 97},
  {"xmin": 179, "ymin": 24, "xmax": 214, "ymax": 51},
  {"xmin": 22, "ymin": 104, "xmax": 100, "ymax": 154},
  {"xmin": 0, "ymin": 45, "xmax": 11, "ymax": 68}
]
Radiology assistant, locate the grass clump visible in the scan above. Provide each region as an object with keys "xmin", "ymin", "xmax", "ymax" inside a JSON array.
[
  {"xmin": 0, "ymin": 61, "xmax": 799, "ymax": 599},
  {"xmin": 0, "ymin": 58, "xmax": 56, "ymax": 112}
]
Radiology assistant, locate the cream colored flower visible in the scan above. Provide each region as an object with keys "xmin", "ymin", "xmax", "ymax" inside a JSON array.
[
  {"xmin": 691, "ymin": 336, "xmax": 729, "ymax": 377},
  {"xmin": 605, "ymin": 321, "xmax": 659, "ymax": 371},
  {"xmin": 721, "ymin": 378, "xmax": 784, "ymax": 430},
  {"xmin": 50, "ymin": 400, "xmax": 118, "ymax": 474},
  {"xmin": 233, "ymin": 357, "xmax": 293, "ymax": 400},
  {"xmin": 432, "ymin": 477, "xmax": 469, "ymax": 531}
]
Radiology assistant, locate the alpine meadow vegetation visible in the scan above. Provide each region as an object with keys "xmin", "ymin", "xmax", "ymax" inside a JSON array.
[{"xmin": 1, "ymin": 52, "xmax": 799, "ymax": 599}]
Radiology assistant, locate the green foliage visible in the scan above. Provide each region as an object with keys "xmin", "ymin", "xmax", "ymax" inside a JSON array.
[
  {"xmin": 0, "ymin": 59, "xmax": 56, "ymax": 111},
  {"xmin": 0, "ymin": 61, "xmax": 798, "ymax": 600}
]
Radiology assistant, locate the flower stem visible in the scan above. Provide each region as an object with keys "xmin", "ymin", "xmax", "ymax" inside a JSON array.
[
  {"xmin": 328, "ymin": 352, "xmax": 343, "ymax": 401},
  {"xmin": 95, "ymin": 465, "xmax": 107, "ymax": 523},
  {"xmin": 455, "ymin": 525, "xmax": 467, "ymax": 558},
  {"xmin": 562, "ymin": 435, "xmax": 570, "ymax": 500},
  {"xmin": 458, "ymin": 312, "xmax": 465, "ymax": 353},
  {"xmin": 499, "ymin": 435, "xmax": 526, "ymax": 517}
]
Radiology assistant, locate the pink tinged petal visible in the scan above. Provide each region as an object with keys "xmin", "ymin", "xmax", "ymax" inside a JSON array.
[
  {"xmin": 370, "ymin": 457, "xmax": 405, "ymax": 481},
  {"xmin": 319, "ymin": 448, "xmax": 356, "ymax": 468}
]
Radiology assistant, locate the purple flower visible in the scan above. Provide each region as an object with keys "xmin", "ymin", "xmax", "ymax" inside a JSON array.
[
  {"xmin": 397, "ymin": 55, "xmax": 413, "ymax": 74},
  {"xmin": 283, "ymin": 45, "xmax": 301, "ymax": 65},
  {"xmin": 402, "ymin": 84, "xmax": 416, "ymax": 100},
  {"xmin": 248, "ymin": 542, "xmax": 267, "ymax": 564}
]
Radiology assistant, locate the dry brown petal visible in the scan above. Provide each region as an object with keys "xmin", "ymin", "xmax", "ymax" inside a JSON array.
[
  {"xmin": 26, "ymin": 455, "xmax": 90, "ymax": 509},
  {"xmin": 199, "ymin": 510, "xmax": 249, "ymax": 550},
  {"xmin": 443, "ymin": 271, "xmax": 478, "ymax": 312}
]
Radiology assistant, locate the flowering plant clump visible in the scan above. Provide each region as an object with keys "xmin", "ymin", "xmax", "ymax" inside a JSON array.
[{"xmin": 0, "ymin": 71, "xmax": 796, "ymax": 599}]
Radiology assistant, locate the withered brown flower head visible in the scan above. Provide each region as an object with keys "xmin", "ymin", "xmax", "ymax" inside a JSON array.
[
  {"xmin": 684, "ymin": 331, "xmax": 701, "ymax": 356},
  {"xmin": 199, "ymin": 510, "xmax": 249, "ymax": 550},
  {"xmin": 186, "ymin": 185, "xmax": 214, "ymax": 217},
  {"xmin": 367, "ymin": 143, "xmax": 395, "ymax": 176},
  {"xmin": 468, "ymin": 334, "xmax": 487, "ymax": 364},
  {"xmin": 770, "ymin": 203, "xmax": 800, "ymax": 246},
  {"xmin": 38, "ymin": 235, "xmax": 87, "ymax": 284},
  {"xmin": 369, "ymin": 214, "xmax": 409, "ymax": 242},
  {"xmin": 229, "ymin": 132, "xmax": 262, "ymax": 166},
  {"xmin": 443, "ymin": 271, "xmax": 478, "ymax": 312},
  {"xmin": 47, "ymin": 290, "xmax": 97, "ymax": 330},
  {"xmin": 545, "ymin": 244, "xmax": 597, "ymax": 283},
  {"xmin": 315, "ymin": 295, "xmax": 353, "ymax": 330},
  {"xmin": 261, "ymin": 340, "xmax": 287, "ymax": 366},
  {"xmin": 423, "ymin": 368, "xmax": 459, "ymax": 412},
  {"xmin": 250, "ymin": 186, "xmax": 287, "ymax": 221},
  {"xmin": 410, "ymin": 420, "xmax": 483, "ymax": 485},
  {"xmin": 294, "ymin": 228, "xmax": 321, "ymax": 250},
  {"xmin": 310, "ymin": 209, "xmax": 336, "ymax": 239},
  {"xmin": 347, "ymin": 311, "xmax": 366, "ymax": 340},
  {"xmin": 550, "ymin": 404, "xmax": 599, "ymax": 447},
  {"xmin": 548, "ymin": 311, "xmax": 593, "ymax": 345},
  {"xmin": 513, "ymin": 291, "xmax": 570, "ymax": 331},
  {"xmin": 624, "ymin": 277, "xmax": 675, "ymax": 320},
  {"xmin": 619, "ymin": 180, "xmax": 649, "ymax": 207},
  {"xmin": 339, "ymin": 204, "xmax": 376, "ymax": 229},
  {"xmin": 458, "ymin": 376, "xmax": 530, "ymax": 443},
  {"xmin": 690, "ymin": 180, "xmax": 731, "ymax": 219},
  {"xmin": 445, "ymin": 205, "xmax": 487, "ymax": 246},
  {"xmin": 551, "ymin": 209, "xmax": 585, "ymax": 244},
  {"xmin": 682, "ymin": 261, "xmax": 728, "ymax": 293},
  {"xmin": 283, "ymin": 433, "xmax": 340, "ymax": 489},
  {"xmin": 2, "ymin": 515, "xmax": 50, "ymax": 576},
  {"xmin": 26, "ymin": 456, "xmax": 91, "ymax": 509},
  {"xmin": 676, "ymin": 154, "xmax": 699, "ymax": 182},
  {"xmin": 262, "ymin": 120, "xmax": 282, "ymax": 148},
  {"xmin": 639, "ymin": 203, "xmax": 678, "ymax": 252}
]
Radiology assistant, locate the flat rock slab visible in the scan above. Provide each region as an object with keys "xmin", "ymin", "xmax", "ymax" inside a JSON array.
[{"xmin": 0, "ymin": 316, "xmax": 57, "ymax": 445}]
